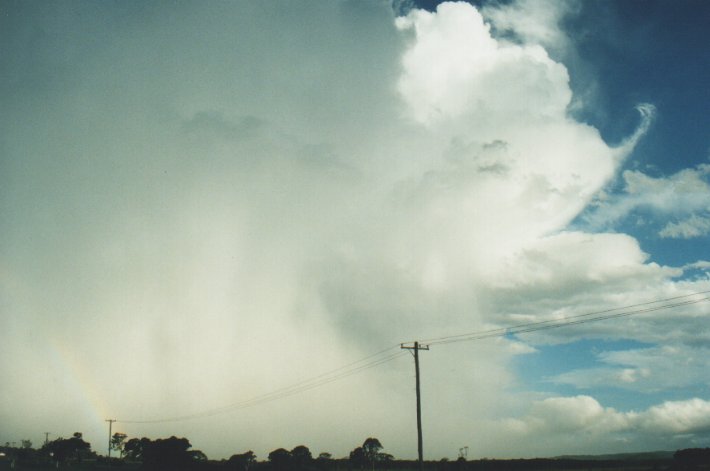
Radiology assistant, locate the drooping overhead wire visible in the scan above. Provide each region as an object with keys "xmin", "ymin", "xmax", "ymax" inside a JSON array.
[
  {"xmin": 419, "ymin": 290, "xmax": 710, "ymax": 346},
  {"xmin": 116, "ymin": 290, "xmax": 709, "ymax": 424},
  {"xmin": 118, "ymin": 344, "xmax": 406, "ymax": 424}
]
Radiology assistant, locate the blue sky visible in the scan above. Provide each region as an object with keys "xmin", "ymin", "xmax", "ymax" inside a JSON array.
[
  {"xmin": 1, "ymin": 0, "xmax": 709, "ymax": 461},
  {"xmin": 563, "ymin": 0, "xmax": 709, "ymax": 268},
  {"xmin": 423, "ymin": 0, "xmax": 710, "ymax": 428}
]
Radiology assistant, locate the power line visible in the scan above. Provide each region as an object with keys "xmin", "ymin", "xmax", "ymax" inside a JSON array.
[
  {"xmin": 118, "ymin": 346, "xmax": 406, "ymax": 424},
  {"xmin": 402, "ymin": 291, "xmax": 707, "ymax": 465},
  {"xmin": 420, "ymin": 290, "xmax": 710, "ymax": 346},
  {"xmin": 116, "ymin": 290, "xmax": 709, "ymax": 425}
]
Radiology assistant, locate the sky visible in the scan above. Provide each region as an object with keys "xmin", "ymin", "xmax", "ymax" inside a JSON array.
[{"xmin": 1, "ymin": 0, "xmax": 709, "ymax": 461}]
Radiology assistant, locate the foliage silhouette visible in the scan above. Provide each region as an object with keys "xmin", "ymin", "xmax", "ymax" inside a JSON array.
[
  {"xmin": 122, "ymin": 436, "xmax": 207, "ymax": 471},
  {"xmin": 673, "ymin": 448, "xmax": 710, "ymax": 470},
  {"xmin": 351, "ymin": 438, "xmax": 389, "ymax": 470},
  {"xmin": 41, "ymin": 433, "xmax": 92, "ymax": 465},
  {"xmin": 111, "ymin": 432, "xmax": 128, "ymax": 457},
  {"xmin": 349, "ymin": 447, "xmax": 367, "ymax": 469},
  {"xmin": 268, "ymin": 447, "xmax": 292, "ymax": 471},
  {"xmin": 362, "ymin": 438, "xmax": 382, "ymax": 464},
  {"xmin": 1, "ymin": 431, "xmax": 689, "ymax": 471},
  {"xmin": 228, "ymin": 450, "xmax": 257, "ymax": 471},
  {"xmin": 124, "ymin": 437, "xmax": 152, "ymax": 461},
  {"xmin": 291, "ymin": 445, "xmax": 313, "ymax": 469}
]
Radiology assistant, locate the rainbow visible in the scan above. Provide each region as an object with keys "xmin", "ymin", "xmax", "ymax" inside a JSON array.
[{"xmin": 48, "ymin": 337, "xmax": 112, "ymax": 427}]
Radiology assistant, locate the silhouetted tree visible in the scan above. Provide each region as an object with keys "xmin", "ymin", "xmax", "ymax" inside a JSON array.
[
  {"xmin": 362, "ymin": 438, "xmax": 382, "ymax": 464},
  {"xmin": 349, "ymin": 447, "xmax": 367, "ymax": 469},
  {"xmin": 42, "ymin": 434, "xmax": 91, "ymax": 466},
  {"xmin": 124, "ymin": 437, "xmax": 151, "ymax": 461},
  {"xmin": 673, "ymin": 448, "xmax": 710, "ymax": 470},
  {"xmin": 141, "ymin": 436, "xmax": 198, "ymax": 471},
  {"xmin": 16, "ymin": 440, "xmax": 37, "ymax": 463},
  {"xmin": 315, "ymin": 452, "xmax": 333, "ymax": 471},
  {"xmin": 346, "ymin": 438, "xmax": 391, "ymax": 471},
  {"xmin": 291, "ymin": 445, "xmax": 313, "ymax": 469},
  {"xmin": 111, "ymin": 432, "xmax": 128, "ymax": 458},
  {"xmin": 268, "ymin": 448, "xmax": 292, "ymax": 471},
  {"xmin": 228, "ymin": 451, "xmax": 257, "ymax": 471}
]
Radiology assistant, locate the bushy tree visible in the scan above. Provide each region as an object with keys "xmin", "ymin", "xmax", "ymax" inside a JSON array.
[
  {"xmin": 291, "ymin": 445, "xmax": 313, "ymax": 469},
  {"xmin": 122, "ymin": 436, "xmax": 204, "ymax": 470},
  {"xmin": 111, "ymin": 432, "xmax": 128, "ymax": 457},
  {"xmin": 362, "ymin": 438, "xmax": 382, "ymax": 465},
  {"xmin": 124, "ymin": 437, "xmax": 151, "ymax": 461},
  {"xmin": 268, "ymin": 448, "xmax": 291, "ymax": 471},
  {"xmin": 228, "ymin": 450, "xmax": 257, "ymax": 471},
  {"xmin": 674, "ymin": 448, "xmax": 710, "ymax": 469},
  {"xmin": 350, "ymin": 438, "xmax": 389, "ymax": 471},
  {"xmin": 42, "ymin": 433, "xmax": 91, "ymax": 465},
  {"xmin": 349, "ymin": 447, "xmax": 367, "ymax": 469},
  {"xmin": 141, "ymin": 436, "xmax": 198, "ymax": 471},
  {"xmin": 16, "ymin": 440, "xmax": 37, "ymax": 463}
]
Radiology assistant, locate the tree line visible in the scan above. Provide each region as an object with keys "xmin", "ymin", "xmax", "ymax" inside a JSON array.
[
  {"xmin": 1, "ymin": 434, "xmax": 708, "ymax": 471},
  {"xmin": 0, "ymin": 434, "xmax": 392, "ymax": 471}
]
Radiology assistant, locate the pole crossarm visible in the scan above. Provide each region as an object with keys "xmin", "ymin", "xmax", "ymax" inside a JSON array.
[{"xmin": 400, "ymin": 342, "xmax": 429, "ymax": 350}]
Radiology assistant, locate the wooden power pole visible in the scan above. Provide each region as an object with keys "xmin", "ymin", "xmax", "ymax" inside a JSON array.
[
  {"xmin": 401, "ymin": 341, "xmax": 429, "ymax": 471},
  {"xmin": 105, "ymin": 419, "xmax": 116, "ymax": 458}
]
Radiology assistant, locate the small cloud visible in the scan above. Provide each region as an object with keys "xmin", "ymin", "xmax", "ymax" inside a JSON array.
[
  {"xmin": 617, "ymin": 367, "xmax": 650, "ymax": 383},
  {"xmin": 581, "ymin": 163, "xmax": 710, "ymax": 232},
  {"xmin": 660, "ymin": 214, "xmax": 710, "ymax": 239},
  {"xmin": 683, "ymin": 260, "xmax": 710, "ymax": 270}
]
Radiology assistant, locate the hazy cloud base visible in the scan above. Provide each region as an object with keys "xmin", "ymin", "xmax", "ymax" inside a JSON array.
[{"xmin": 1, "ymin": 0, "xmax": 708, "ymax": 460}]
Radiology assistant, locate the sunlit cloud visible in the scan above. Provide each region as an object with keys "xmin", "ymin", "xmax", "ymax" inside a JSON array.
[
  {"xmin": 478, "ymin": 396, "xmax": 710, "ymax": 457},
  {"xmin": 582, "ymin": 163, "xmax": 710, "ymax": 233}
]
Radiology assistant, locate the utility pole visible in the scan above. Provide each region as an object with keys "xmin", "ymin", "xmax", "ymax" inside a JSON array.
[
  {"xmin": 401, "ymin": 341, "xmax": 429, "ymax": 471},
  {"xmin": 458, "ymin": 447, "xmax": 468, "ymax": 460},
  {"xmin": 44, "ymin": 432, "xmax": 50, "ymax": 446},
  {"xmin": 105, "ymin": 419, "xmax": 116, "ymax": 458}
]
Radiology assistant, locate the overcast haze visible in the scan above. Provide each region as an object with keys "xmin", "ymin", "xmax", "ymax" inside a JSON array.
[{"xmin": 1, "ymin": 0, "xmax": 709, "ymax": 461}]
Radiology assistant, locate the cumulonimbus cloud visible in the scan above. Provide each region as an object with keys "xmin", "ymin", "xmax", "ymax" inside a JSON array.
[{"xmin": 1, "ymin": 0, "xmax": 708, "ymax": 459}]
